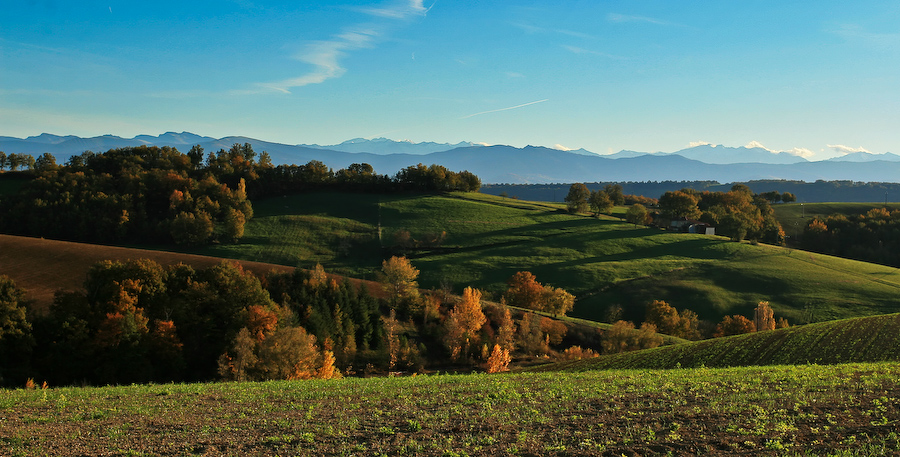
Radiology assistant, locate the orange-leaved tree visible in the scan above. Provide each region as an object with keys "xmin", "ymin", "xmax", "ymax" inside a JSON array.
[{"xmin": 444, "ymin": 287, "xmax": 487, "ymax": 362}]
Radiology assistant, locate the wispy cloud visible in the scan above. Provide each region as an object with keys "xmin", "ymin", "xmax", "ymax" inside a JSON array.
[
  {"xmin": 460, "ymin": 99, "xmax": 549, "ymax": 119},
  {"xmin": 562, "ymin": 45, "xmax": 627, "ymax": 60},
  {"xmin": 688, "ymin": 140, "xmax": 716, "ymax": 148},
  {"xmin": 511, "ymin": 22, "xmax": 596, "ymax": 40},
  {"xmin": 746, "ymin": 140, "xmax": 815, "ymax": 158},
  {"xmin": 256, "ymin": 0, "xmax": 430, "ymax": 94},
  {"xmin": 827, "ymin": 144, "xmax": 871, "ymax": 156},
  {"xmin": 831, "ymin": 24, "xmax": 900, "ymax": 49},
  {"xmin": 607, "ymin": 13, "xmax": 684, "ymax": 27}
]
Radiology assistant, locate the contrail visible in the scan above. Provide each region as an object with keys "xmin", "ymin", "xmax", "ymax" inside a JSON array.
[{"xmin": 460, "ymin": 99, "xmax": 549, "ymax": 119}]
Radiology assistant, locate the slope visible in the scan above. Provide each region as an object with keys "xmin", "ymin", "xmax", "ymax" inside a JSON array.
[
  {"xmin": 538, "ymin": 313, "xmax": 900, "ymax": 371},
  {"xmin": 181, "ymin": 191, "xmax": 900, "ymax": 325}
]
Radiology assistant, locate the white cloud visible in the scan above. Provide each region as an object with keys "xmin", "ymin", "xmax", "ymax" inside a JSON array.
[
  {"xmin": 827, "ymin": 144, "xmax": 872, "ymax": 156},
  {"xmin": 688, "ymin": 140, "xmax": 715, "ymax": 148},
  {"xmin": 360, "ymin": 0, "xmax": 431, "ymax": 19},
  {"xmin": 745, "ymin": 141, "xmax": 815, "ymax": 158},
  {"xmin": 553, "ymin": 144, "xmax": 573, "ymax": 151},
  {"xmin": 256, "ymin": 0, "xmax": 429, "ymax": 94},
  {"xmin": 506, "ymin": 72, "xmax": 525, "ymax": 78}
]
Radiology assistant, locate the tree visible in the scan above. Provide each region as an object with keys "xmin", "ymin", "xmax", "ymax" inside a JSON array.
[
  {"xmin": 484, "ymin": 344, "xmax": 511, "ymax": 373},
  {"xmin": 444, "ymin": 287, "xmax": 487, "ymax": 361},
  {"xmin": 170, "ymin": 211, "xmax": 214, "ymax": 245},
  {"xmin": 503, "ymin": 271, "xmax": 544, "ymax": 310},
  {"xmin": 604, "ymin": 184, "xmax": 625, "ymax": 205},
  {"xmin": 0, "ymin": 275, "xmax": 34, "ymax": 385},
  {"xmin": 658, "ymin": 190, "xmax": 701, "ymax": 220},
  {"xmin": 564, "ymin": 183, "xmax": 590, "ymax": 213},
  {"xmin": 713, "ymin": 315, "xmax": 756, "ymax": 337},
  {"xmin": 754, "ymin": 301, "xmax": 775, "ymax": 331},
  {"xmin": 380, "ymin": 256, "xmax": 419, "ymax": 310},
  {"xmin": 0, "ymin": 151, "xmax": 6, "ymax": 170},
  {"xmin": 781, "ymin": 192, "xmax": 797, "ymax": 203},
  {"xmin": 625, "ymin": 204, "xmax": 650, "ymax": 226},
  {"xmin": 33, "ymin": 153, "xmax": 58, "ymax": 172},
  {"xmin": 589, "ymin": 190, "xmax": 613, "ymax": 216},
  {"xmin": 601, "ymin": 321, "xmax": 662, "ymax": 354},
  {"xmin": 0, "ymin": 276, "xmax": 31, "ymax": 340},
  {"xmin": 542, "ymin": 286, "xmax": 575, "ymax": 316},
  {"xmin": 187, "ymin": 145, "xmax": 205, "ymax": 170},
  {"xmin": 644, "ymin": 300, "xmax": 700, "ymax": 340}
]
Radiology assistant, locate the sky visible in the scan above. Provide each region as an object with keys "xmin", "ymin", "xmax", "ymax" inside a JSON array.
[{"xmin": 2, "ymin": 1, "xmax": 899, "ymax": 160}]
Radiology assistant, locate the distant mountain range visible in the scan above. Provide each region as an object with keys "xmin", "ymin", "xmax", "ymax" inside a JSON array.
[{"xmin": 2, "ymin": 132, "xmax": 899, "ymax": 184}]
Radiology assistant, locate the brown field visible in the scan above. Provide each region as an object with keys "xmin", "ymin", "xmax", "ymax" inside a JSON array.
[{"xmin": 0, "ymin": 234, "xmax": 381, "ymax": 312}]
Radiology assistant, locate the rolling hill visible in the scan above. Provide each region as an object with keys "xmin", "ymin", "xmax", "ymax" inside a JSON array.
[
  {"xmin": 537, "ymin": 313, "xmax": 900, "ymax": 371},
  {"xmin": 171, "ymin": 191, "xmax": 900, "ymax": 326}
]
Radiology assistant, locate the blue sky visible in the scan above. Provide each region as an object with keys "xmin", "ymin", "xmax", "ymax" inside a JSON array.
[{"xmin": 2, "ymin": 1, "xmax": 899, "ymax": 159}]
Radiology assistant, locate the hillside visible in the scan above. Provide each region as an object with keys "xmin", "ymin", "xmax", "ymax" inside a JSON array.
[
  {"xmin": 537, "ymin": 313, "xmax": 900, "ymax": 372},
  {"xmin": 0, "ymin": 234, "xmax": 298, "ymax": 310},
  {"xmin": 174, "ymin": 191, "xmax": 900, "ymax": 326}
]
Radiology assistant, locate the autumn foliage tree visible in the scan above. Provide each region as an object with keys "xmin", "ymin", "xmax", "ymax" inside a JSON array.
[
  {"xmin": 444, "ymin": 287, "xmax": 487, "ymax": 361},
  {"xmin": 503, "ymin": 271, "xmax": 575, "ymax": 316},
  {"xmin": 644, "ymin": 300, "xmax": 701, "ymax": 340},
  {"xmin": 754, "ymin": 301, "xmax": 776, "ymax": 331},
  {"xmin": 713, "ymin": 315, "xmax": 756, "ymax": 338},
  {"xmin": 380, "ymin": 256, "xmax": 420, "ymax": 313},
  {"xmin": 601, "ymin": 321, "xmax": 663, "ymax": 354}
]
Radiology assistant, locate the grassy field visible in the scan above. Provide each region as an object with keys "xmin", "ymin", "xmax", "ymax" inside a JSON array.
[
  {"xmin": 3, "ymin": 363, "xmax": 899, "ymax": 456},
  {"xmin": 183, "ymin": 192, "xmax": 900, "ymax": 326},
  {"xmin": 539, "ymin": 313, "xmax": 900, "ymax": 372}
]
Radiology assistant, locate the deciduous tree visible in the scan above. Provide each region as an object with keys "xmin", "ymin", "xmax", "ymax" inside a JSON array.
[
  {"xmin": 380, "ymin": 256, "xmax": 420, "ymax": 310},
  {"xmin": 564, "ymin": 183, "xmax": 590, "ymax": 213},
  {"xmin": 625, "ymin": 204, "xmax": 650, "ymax": 226},
  {"xmin": 589, "ymin": 190, "xmax": 613, "ymax": 216}
]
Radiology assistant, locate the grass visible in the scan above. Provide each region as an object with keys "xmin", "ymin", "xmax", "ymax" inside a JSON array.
[
  {"xmin": 9, "ymin": 191, "xmax": 900, "ymax": 326},
  {"xmin": 537, "ymin": 313, "xmax": 900, "ymax": 371},
  {"xmin": 3, "ymin": 363, "xmax": 899, "ymax": 455},
  {"xmin": 168, "ymin": 192, "xmax": 900, "ymax": 325}
]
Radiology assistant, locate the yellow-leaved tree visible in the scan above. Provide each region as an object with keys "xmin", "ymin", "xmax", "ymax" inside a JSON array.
[{"xmin": 444, "ymin": 287, "xmax": 486, "ymax": 362}]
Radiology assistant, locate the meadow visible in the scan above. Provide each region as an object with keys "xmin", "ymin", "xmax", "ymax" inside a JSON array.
[
  {"xmin": 185, "ymin": 192, "xmax": 900, "ymax": 326},
  {"xmin": 3, "ymin": 363, "xmax": 898, "ymax": 456}
]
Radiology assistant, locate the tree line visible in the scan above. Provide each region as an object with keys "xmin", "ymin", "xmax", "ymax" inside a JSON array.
[
  {"xmin": 657, "ymin": 184, "xmax": 786, "ymax": 243},
  {"xmin": 0, "ymin": 144, "xmax": 480, "ymax": 246},
  {"xmin": 803, "ymin": 207, "xmax": 900, "ymax": 268},
  {"xmin": 0, "ymin": 257, "xmax": 596, "ymax": 387}
]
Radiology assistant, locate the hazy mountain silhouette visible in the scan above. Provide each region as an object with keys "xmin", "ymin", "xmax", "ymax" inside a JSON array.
[{"xmin": 3, "ymin": 133, "xmax": 900, "ymax": 184}]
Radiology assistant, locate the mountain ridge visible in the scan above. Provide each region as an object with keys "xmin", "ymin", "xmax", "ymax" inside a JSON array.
[{"xmin": 2, "ymin": 133, "xmax": 899, "ymax": 184}]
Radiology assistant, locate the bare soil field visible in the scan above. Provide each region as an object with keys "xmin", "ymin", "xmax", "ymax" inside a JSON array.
[
  {"xmin": 0, "ymin": 234, "xmax": 306, "ymax": 311},
  {"xmin": 2, "ymin": 363, "xmax": 899, "ymax": 456}
]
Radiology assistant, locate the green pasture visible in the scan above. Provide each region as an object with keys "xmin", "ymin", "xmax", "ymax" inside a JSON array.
[
  {"xmin": 190, "ymin": 191, "xmax": 900, "ymax": 325},
  {"xmin": 542, "ymin": 313, "xmax": 900, "ymax": 371}
]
